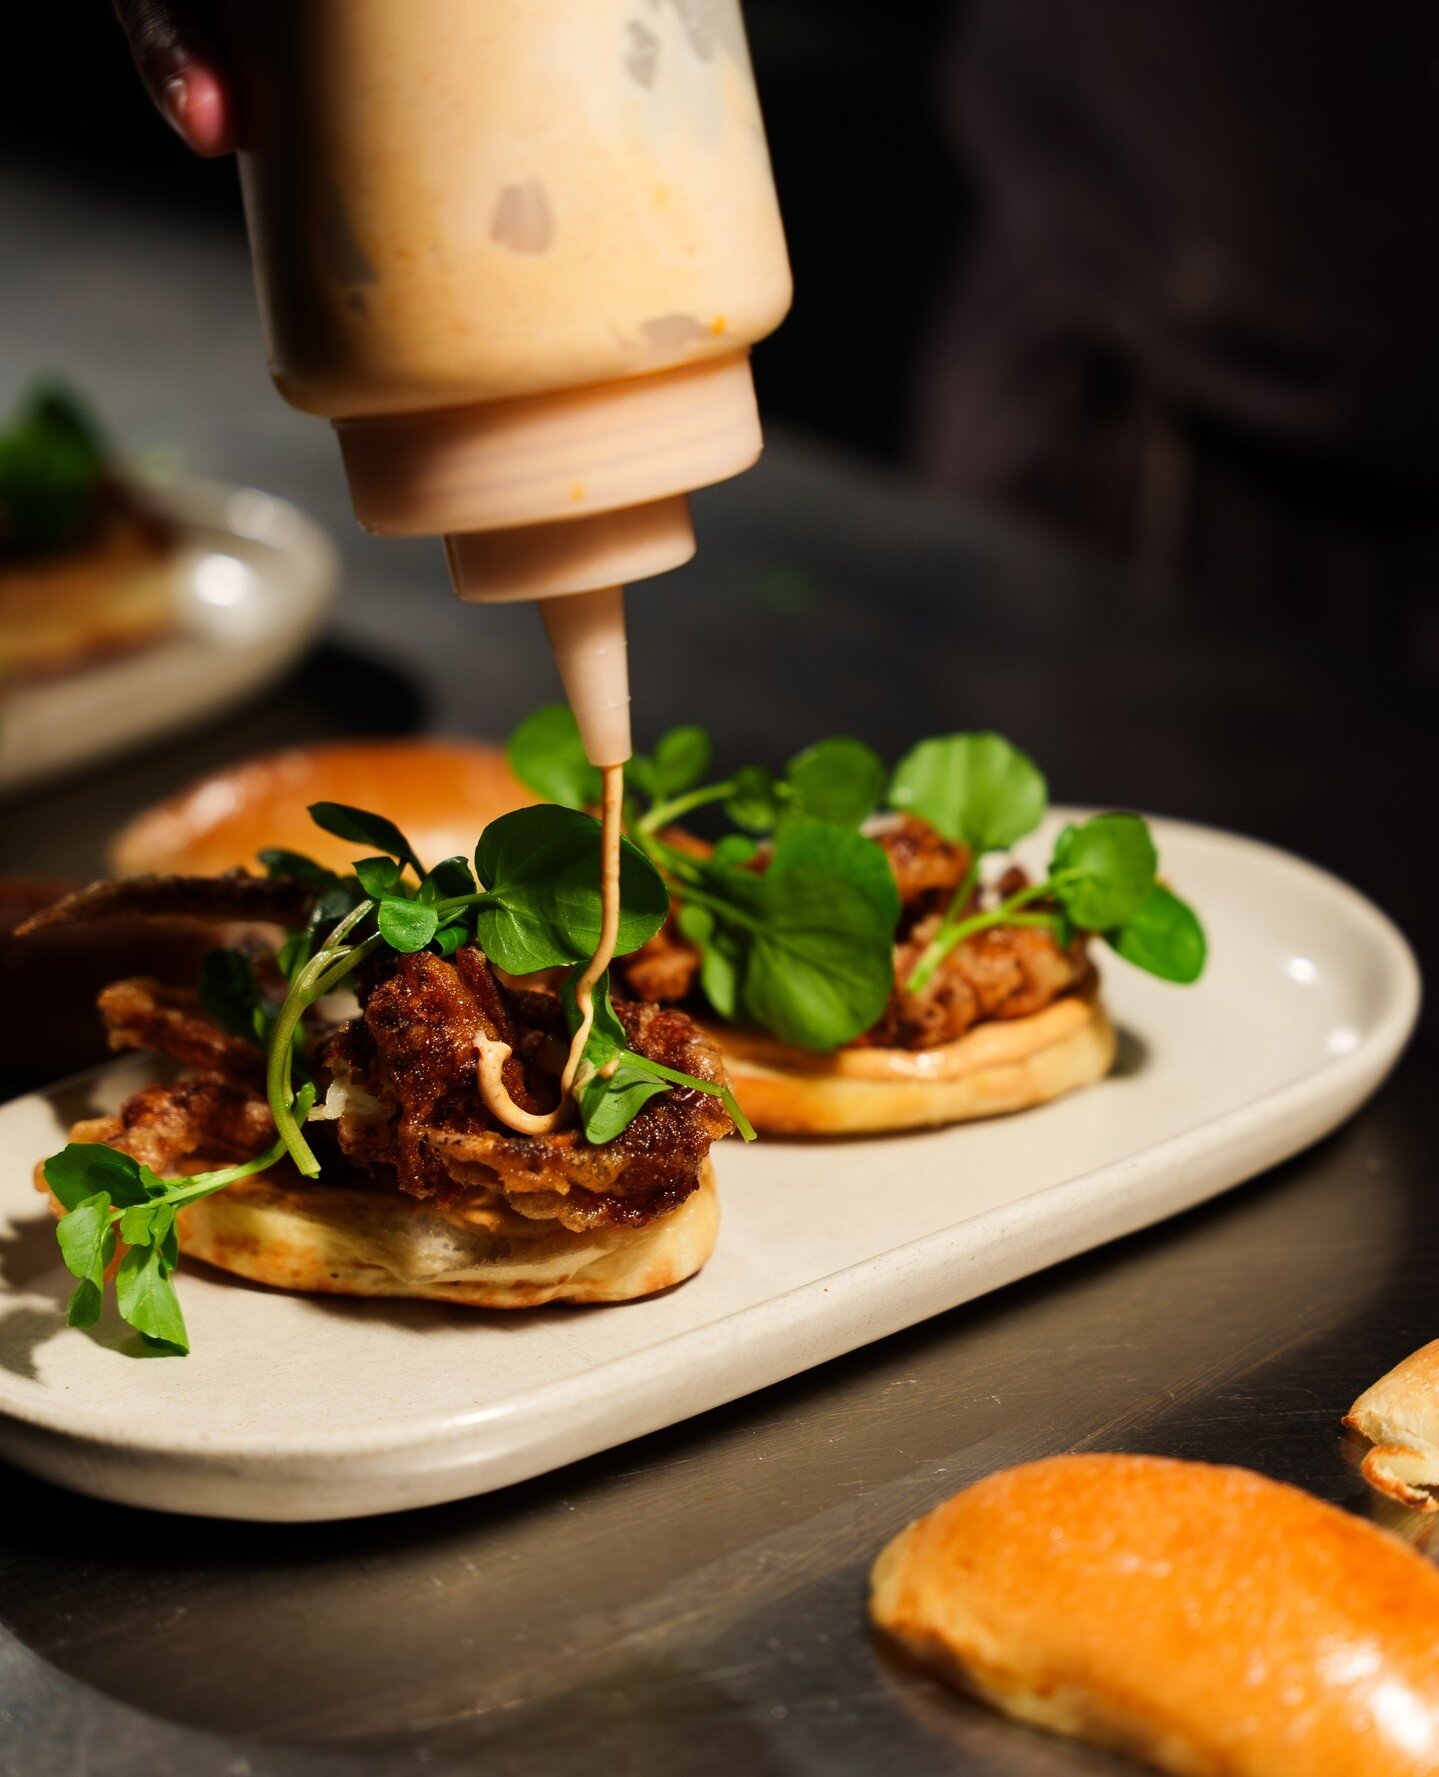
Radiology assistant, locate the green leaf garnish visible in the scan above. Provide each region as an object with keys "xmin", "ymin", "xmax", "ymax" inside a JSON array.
[
  {"xmin": 1050, "ymin": 813, "xmax": 1157, "ymax": 931},
  {"xmin": 783, "ymin": 737, "xmax": 886, "ymax": 828},
  {"xmin": 46, "ymin": 1086, "xmax": 315, "ymax": 1358},
  {"xmin": 0, "ymin": 380, "xmax": 107, "ymax": 557},
  {"xmin": 353, "ymin": 855, "xmax": 403, "ymax": 900},
  {"xmin": 116, "ymin": 1241, "xmax": 188, "ymax": 1355},
  {"xmin": 474, "ymin": 805, "xmax": 667, "ymax": 974},
  {"xmin": 256, "ymin": 848, "xmax": 336, "ymax": 884},
  {"xmin": 560, "ymin": 970, "xmax": 754, "ymax": 1144},
  {"xmin": 889, "ymin": 732, "xmax": 1047, "ymax": 853},
  {"xmin": 44, "ymin": 1143, "xmax": 152, "ymax": 1212},
  {"xmin": 56, "ymin": 1191, "xmax": 116, "ymax": 1329},
  {"xmin": 1110, "ymin": 883, "xmax": 1207, "ymax": 984},
  {"xmin": 377, "ymin": 897, "xmax": 440, "ymax": 953},
  {"xmin": 629, "ymin": 725, "xmax": 712, "ymax": 804},
  {"xmin": 199, "ymin": 947, "xmax": 265, "ymax": 1044},
  {"xmin": 507, "ymin": 704, "xmax": 602, "ymax": 810},
  {"xmin": 307, "ymin": 803, "xmax": 423, "ymax": 878}
]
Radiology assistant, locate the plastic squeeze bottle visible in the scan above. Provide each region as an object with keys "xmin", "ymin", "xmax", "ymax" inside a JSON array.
[{"xmin": 225, "ymin": 0, "xmax": 792, "ymax": 766}]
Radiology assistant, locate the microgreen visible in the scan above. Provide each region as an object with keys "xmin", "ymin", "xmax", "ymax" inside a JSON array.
[
  {"xmin": 47, "ymin": 1086, "xmax": 314, "ymax": 1354},
  {"xmin": 506, "ymin": 709, "xmax": 903, "ymax": 1050},
  {"xmin": 1110, "ymin": 883, "xmax": 1207, "ymax": 984},
  {"xmin": 507, "ymin": 704, "xmax": 602, "ymax": 810},
  {"xmin": 561, "ymin": 971, "xmax": 755, "ymax": 1144},
  {"xmin": 905, "ymin": 809, "xmax": 1204, "ymax": 993},
  {"xmin": 0, "ymin": 380, "xmax": 106, "ymax": 558},
  {"xmin": 656, "ymin": 821, "xmax": 899, "ymax": 1052},
  {"xmin": 889, "ymin": 732, "xmax": 1048, "ymax": 855},
  {"xmin": 199, "ymin": 947, "xmax": 267, "ymax": 1044},
  {"xmin": 307, "ymin": 803, "xmax": 425, "ymax": 879}
]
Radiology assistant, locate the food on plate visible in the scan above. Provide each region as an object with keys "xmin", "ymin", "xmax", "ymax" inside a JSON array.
[
  {"xmin": 1346, "ymin": 1339, "xmax": 1439, "ymax": 1510},
  {"xmin": 0, "ymin": 381, "xmax": 179, "ymax": 680},
  {"xmin": 870, "ymin": 1453, "xmax": 1439, "ymax": 1776},
  {"xmin": 507, "ymin": 709, "xmax": 1207, "ymax": 1134},
  {"xmin": 109, "ymin": 739, "xmax": 530, "ymax": 878},
  {"xmin": 23, "ymin": 796, "xmax": 749, "ymax": 1353},
  {"xmin": 0, "ymin": 875, "xmax": 211, "ymax": 1082}
]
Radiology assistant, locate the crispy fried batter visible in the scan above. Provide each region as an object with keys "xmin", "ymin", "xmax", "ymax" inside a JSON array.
[
  {"xmin": 862, "ymin": 918, "xmax": 1092, "ymax": 1050},
  {"xmin": 99, "ymin": 977, "xmax": 265, "ymax": 1089},
  {"xmin": 326, "ymin": 950, "xmax": 731, "ymax": 1230},
  {"xmin": 877, "ymin": 815, "xmax": 974, "ymax": 916},
  {"xmin": 15, "ymin": 872, "xmax": 315, "ymax": 937},
  {"xmin": 102, "ymin": 1077, "xmax": 275, "ymax": 1175},
  {"xmin": 622, "ymin": 916, "xmax": 703, "ymax": 1003}
]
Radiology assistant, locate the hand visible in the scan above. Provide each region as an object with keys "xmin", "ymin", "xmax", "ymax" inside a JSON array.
[{"xmin": 112, "ymin": 1, "xmax": 235, "ymax": 157}]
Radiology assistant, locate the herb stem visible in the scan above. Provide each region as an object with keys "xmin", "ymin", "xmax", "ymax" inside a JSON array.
[
  {"xmin": 638, "ymin": 780, "xmax": 739, "ymax": 837},
  {"xmin": 906, "ymin": 876, "xmax": 1061, "ymax": 994}
]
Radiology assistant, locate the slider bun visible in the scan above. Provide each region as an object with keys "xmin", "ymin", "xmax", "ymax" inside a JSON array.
[
  {"xmin": 710, "ymin": 993, "xmax": 1115, "ymax": 1135},
  {"xmin": 1346, "ymin": 1340, "xmax": 1439, "ymax": 1511},
  {"xmin": 871, "ymin": 1453, "xmax": 1439, "ymax": 1776},
  {"xmin": 0, "ymin": 507, "xmax": 177, "ymax": 679},
  {"xmin": 110, "ymin": 740, "xmax": 529, "ymax": 878},
  {"xmin": 43, "ymin": 1132, "xmax": 718, "ymax": 1309}
]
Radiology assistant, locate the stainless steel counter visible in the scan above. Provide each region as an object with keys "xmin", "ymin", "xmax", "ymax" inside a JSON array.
[{"xmin": 1, "ymin": 167, "xmax": 1434, "ymax": 1777}]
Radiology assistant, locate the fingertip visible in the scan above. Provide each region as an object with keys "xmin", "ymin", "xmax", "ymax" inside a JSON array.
[{"xmin": 160, "ymin": 66, "xmax": 235, "ymax": 158}]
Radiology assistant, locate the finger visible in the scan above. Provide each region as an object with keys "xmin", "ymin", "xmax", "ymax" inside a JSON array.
[{"xmin": 112, "ymin": 0, "xmax": 236, "ymax": 157}]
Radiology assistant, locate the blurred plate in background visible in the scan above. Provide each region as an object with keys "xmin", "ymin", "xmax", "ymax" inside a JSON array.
[{"xmin": 0, "ymin": 479, "xmax": 337, "ymax": 799}]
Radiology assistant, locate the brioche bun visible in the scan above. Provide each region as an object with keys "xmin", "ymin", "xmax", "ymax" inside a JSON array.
[
  {"xmin": 708, "ymin": 992, "xmax": 1115, "ymax": 1135},
  {"xmin": 44, "ymin": 1129, "xmax": 718, "ymax": 1309},
  {"xmin": 872, "ymin": 1453, "xmax": 1439, "ymax": 1776},
  {"xmin": 0, "ymin": 506, "xmax": 178, "ymax": 680},
  {"xmin": 110, "ymin": 739, "xmax": 529, "ymax": 878},
  {"xmin": 1345, "ymin": 1339, "xmax": 1439, "ymax": 1511}
]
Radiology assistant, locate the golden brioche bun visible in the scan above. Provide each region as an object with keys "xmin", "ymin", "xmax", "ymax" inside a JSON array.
[
  {"xmin": 709, "ymin": 992, "xmax": 1115, "ymax": 1135},
  {"xmin": 871, "ymin": 1453, "xmax": 1439, "ymax": 1776},
  {"xmin": 109, "ymin": 739, "xmax": 529, "ymax": 877},
  {"xmin": 43, "ymin": 1133, "xmax": 718, "ymax": 1309},
  {"xmin": 0, "ymin": 508, "xmax": 178, "ymax": 679},
  {"xmin": 1346, "ymin": 1339, "xmax": 1439, "ymax": 1511}
]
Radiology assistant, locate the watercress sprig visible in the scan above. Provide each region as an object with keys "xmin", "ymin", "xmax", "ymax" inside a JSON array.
[
  {"xmin": 560, "ymin": 970, "xmax": 755, "ymax": 1144},
  {"xmin": 508, "ymin": 706, "xmax": 901, "ymax": 1051},
  {"xmin": 46, "ymin": 1084, "xmax": 316, "ymax": 1355}
]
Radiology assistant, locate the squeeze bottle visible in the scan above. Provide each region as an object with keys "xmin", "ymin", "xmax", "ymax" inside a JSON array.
[{"xmin": 225, "ymin": 0, "xmax": 793, "ymax": 765}]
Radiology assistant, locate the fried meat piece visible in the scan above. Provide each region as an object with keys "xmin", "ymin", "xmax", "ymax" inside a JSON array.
[
  {"xmin": 327, "ymin": 949, "xmax": 731, "ymax": 1231},
  {"xmin": 15, "ymin": 871, "xmax": 315, "ymax": 937},
  {"xmin": 83, "ymin": 1076, "xmax": 276, "ymax": 1176},
  {"xmin": 863, "ymin": 919, "xmax": 1092, "ymax": 1050},
  {"xmin": 99, "ymin": 977, "xmax": 265, "ymax": 1089},
  {"xmin": 876, "ymin": 815, "xmax": 974, "ymax": 918},
  {"xmin": 621, "ymin": 917, "xmax": 703, "ymax": 1004}
]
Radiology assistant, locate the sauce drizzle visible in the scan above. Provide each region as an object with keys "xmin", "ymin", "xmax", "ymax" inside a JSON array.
[{"xmin": 474, "ymin": 762, "xmax": 624, "ymax": 1135}]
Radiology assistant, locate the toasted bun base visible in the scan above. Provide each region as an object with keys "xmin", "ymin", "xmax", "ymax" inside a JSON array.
[
  {"xmin": 710, "ymin": 993, "xmax": 1115, "ymax": 1135},
  {"xmin": 872, "ymin": 1454, "xmax": 1439, "ymax": 1776},
  {"xmin": 0, "ymin": 514, "xmax": 177, "ymax": 679},
  {"xmin": 44, "ymin": 1155, "xmax": 718, "ymax": 1309},
  {"xmin": 109, "ymin": 740, "xmax": 529, "ymax": 877},
  {"xmin": 1345, "ymin": 1338, "xmax": 1439, "ymax": 1511}
]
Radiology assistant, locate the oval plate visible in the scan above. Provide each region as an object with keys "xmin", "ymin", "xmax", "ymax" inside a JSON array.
[
  {"xmin": 0, "ymin": 479, "xmax": 338, "ymax": 797},
  {"xmin": 0, "ymin": 816, "xmax": 1419, "ymax": 1520}
]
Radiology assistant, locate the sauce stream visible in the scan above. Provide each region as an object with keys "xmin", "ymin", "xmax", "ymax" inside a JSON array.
[{"xmin": 475, "ymin": 763, "xmax": 624, "ymax": 1134}]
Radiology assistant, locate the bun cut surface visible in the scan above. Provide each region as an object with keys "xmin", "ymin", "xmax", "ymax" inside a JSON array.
[
  {"xmin": 1346, "ymin": 1339, "xmax": 1439, "ymax": 1511},
  {"xmin": 871, "ymin": 1453, "xmax": 1439, "ymax": 1776}
]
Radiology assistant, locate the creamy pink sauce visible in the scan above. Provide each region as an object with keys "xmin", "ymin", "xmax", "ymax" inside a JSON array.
[{"xmin": 475, "ymin": 763, "xmax": 624, "ymax": 1134}]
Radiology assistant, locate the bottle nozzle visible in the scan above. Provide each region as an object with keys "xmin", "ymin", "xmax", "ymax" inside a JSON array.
[{"xmin": 540, "ymin": 586, "xmax": 632, "ymax": 768}]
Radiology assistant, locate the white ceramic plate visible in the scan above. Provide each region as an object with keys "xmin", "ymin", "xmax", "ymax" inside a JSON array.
[
  {"xmin": 0, "ymin": 479, "xmax": 338, "ymax": 797},
  {"xmin": 0, "ymin": 817, "xmax": 1419, "ymax": 1521}
]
